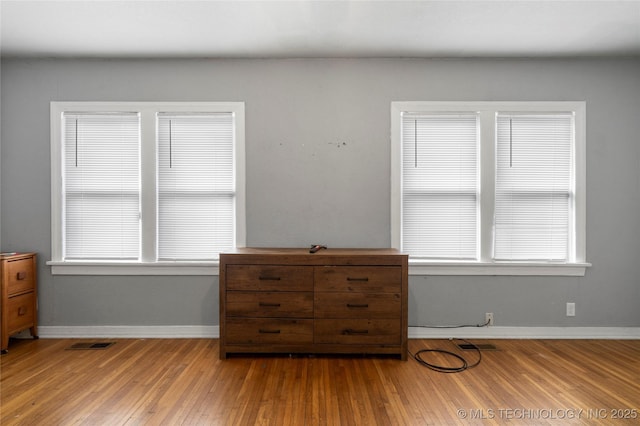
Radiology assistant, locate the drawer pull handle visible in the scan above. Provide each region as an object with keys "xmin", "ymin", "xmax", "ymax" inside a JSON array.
[
  {"xmin": 346, "ymin": 303, "xmax": 369, "ymax": 308},
  {"xmin": 16, "ymin": 271, "xmax": 27, "ymax": 280},
  {"xmin": 347, "ymin": 277, "xmax": 369, "ymax": 282},
  {"xmin": 259, "ymin": 329, "xmax": 281, "ymax": 334},
  {"xmin": 258, "ymin": 276, "xmax": 281, "ymax": 281},
  {"xmin": 259, "ymin": 303, "xmax": 281, "ymax": 307},
  {"xmin": 344, "ymin": 329, "xmax": 368, "ymax": 335},
  {"xmin": 18, "ymin": 307, "xmax": 27, "ymax": 316}
]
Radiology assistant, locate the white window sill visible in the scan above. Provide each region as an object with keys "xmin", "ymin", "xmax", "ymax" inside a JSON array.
[
  {"xmin": 409, "ymin": 260, "xmax": 591, "ymax": 276},
  {"xmin": 47, "ymin": 261, "xmax": 220, "ymax": 276},
  {"xmin": 47, "ymin": 260, "xmax": 590, "ymax": 277}
]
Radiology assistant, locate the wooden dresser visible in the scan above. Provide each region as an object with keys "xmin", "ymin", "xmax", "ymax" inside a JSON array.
[
  {"xmin": 1, "ymin": 252, "xmax": 38, "ymax": 354},
  {"xmin": 219, "ymin": 248, "xmax": 408, "ymax": 360}
]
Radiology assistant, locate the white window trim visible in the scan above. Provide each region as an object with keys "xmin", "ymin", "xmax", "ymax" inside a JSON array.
[
  {"xmin": 49, "ymin": 101, "xmax": 245, "ymax": 276},
  {"xmin": 391, "ymin": 101, "xmax": 590, "ymax": 276}
]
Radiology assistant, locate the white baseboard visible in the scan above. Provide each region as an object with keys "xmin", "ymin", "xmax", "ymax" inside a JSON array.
[
  {"xmin": 37, "ymin": 325, "xmax": 219, "ymax": 339},
  {"xmin": 408, "ymin": 326, "xmax": 640, "ymax": 339},
  {"xmin": 33, "ymin": 325, "xmax": 640, "ymax": 340}
]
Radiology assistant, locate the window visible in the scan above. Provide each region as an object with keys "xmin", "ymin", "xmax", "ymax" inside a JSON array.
[
  {"xmin": 401, "ymin": 113, "xmax": 479, "ymax": 259},
  {"xmin": 62, "ymin": 112, "xmax": 140, "ymax": 260},
  {"xmin": 157, "ymin": 113, "xmax": 235, "ymax": 261},
  {"xmin": 391, "ymin": 102, "xmax": 588, "ymax": 276},
  {"xmin": 50, "ymin": 102, "xmax": 245, "ymax": 275},
  {"xmin": 494, "ymin": 113, "xmax": 574, "ymax": 261}
]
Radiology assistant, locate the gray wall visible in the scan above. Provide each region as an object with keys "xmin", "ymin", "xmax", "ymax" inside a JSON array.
[{"xmin": 1, "ymin": 58, "xmax": 639, "ymax": 329}]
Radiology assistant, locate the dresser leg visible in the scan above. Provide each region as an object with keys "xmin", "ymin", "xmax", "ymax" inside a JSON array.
[{"xmin": 1, "ymin": 335, "xmax": 8, "ymax": 354}]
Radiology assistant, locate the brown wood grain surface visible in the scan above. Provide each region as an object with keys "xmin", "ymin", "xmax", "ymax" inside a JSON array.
[{"xmin": 2, "ymin": 338, "xmax": 639, "ymax": 425}]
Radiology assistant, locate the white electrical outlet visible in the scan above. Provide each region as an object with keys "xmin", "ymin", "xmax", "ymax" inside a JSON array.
[
  {"xmin": 485, "ymin": 312, "xmax": 494, "ymax": 326},
  {"xmin": 566, "ymin": 302, "xmax": 576, "ymax": 317}
]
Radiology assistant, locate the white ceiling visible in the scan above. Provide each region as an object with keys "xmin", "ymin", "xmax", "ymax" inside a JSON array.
[{"xmin": 2, "ymin": 0, "xmax": 640, "ymax": 58}]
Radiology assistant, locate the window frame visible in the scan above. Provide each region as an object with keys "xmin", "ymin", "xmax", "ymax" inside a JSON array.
[
  {"xmin": 49, "ymin": 101, "xmax": 246, "ymax": 275},
  {"xmin": 391, "ymin": 101, "xmax": 589, "ymax": 276}
]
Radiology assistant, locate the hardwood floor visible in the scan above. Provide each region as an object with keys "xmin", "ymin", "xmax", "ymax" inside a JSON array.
[{"xmin": 1, "ymin": 338, "xmax": 639, "ymax": 425}]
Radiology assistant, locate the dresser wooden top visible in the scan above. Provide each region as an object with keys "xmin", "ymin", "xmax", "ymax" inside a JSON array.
[{"xmin": 220, "ymin": 248, "xmax": 407, "ymax": 266}]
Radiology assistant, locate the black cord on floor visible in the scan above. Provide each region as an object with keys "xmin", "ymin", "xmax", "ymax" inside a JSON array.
[
  {"xmin": 409, "ymin": 339, "xmax": 482, "ymax": 373},
  {"xmin": 407, "ymin": 319, "xmax": 489, "ymax": 372},
  {"xmin": 409, "ymin": 318, "xmax": 491, "ymax": 329}
]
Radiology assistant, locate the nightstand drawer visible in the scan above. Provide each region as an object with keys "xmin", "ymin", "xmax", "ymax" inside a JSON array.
[
  {"xmin": 7, "ymin": 292, "xmax": 36, "ymax": 333},
  {"xmin": 314, "ymin": 266, "xmax": 401, "ymax": 292},
  {"xmin": 314, "ymin": 319, "xmax": 401, "ymax": 345},
  {"xmin": 226, "ymin": 318, "xmax": 313, "ymax": 344},
  {"xmin": 315, "ymin": 292, "xmax": 401, "ymax": 318},
  {"xmin": 7, "ymin": 258, "xmax": 36, "ymax": 296},
  {"xmin": 227, "ymin": 292, "xmax": 313, "ymax": 318},
  {"xmin": 226, "ymin": 265, "xmax": 313, "ymax": 291}
]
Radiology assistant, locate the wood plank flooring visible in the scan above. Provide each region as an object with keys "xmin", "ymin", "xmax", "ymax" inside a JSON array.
[{"xmin": 1, "ymin": 338, "xmax": 639, "ymax": 425}]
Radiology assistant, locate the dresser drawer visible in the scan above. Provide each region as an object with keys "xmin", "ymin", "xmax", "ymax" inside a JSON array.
[
  {"xmin": 6, "ymin": 258, "xmax": 36, "ymax": 296},
  {"xmin": 315, "ymin": 292, "xmax": 401, "ymax": 319},
  {"xmin": 7, "ymin": 292, "xmax": 36, "ymax": 334},
  {"xmin": 314, "ymin": 319, "xmax": 401, "ymax": 345},
  {"xmin": 227, "ymin": 292, "xmax": 313, "ymax": 318},
  {"xmin": 314, "ymin": 266, "xmax": 401, "ymax": 293},
  {"xmin": 226, "ymin": 265, "xmax": 313, "ymax": 291},
  {"xmin": 226, "ymin": 318, "xmax": 313, "ymax": 344}
]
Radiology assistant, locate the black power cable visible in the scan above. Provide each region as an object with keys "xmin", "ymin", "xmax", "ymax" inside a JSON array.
[
  {"xmin": 409, "ymin": 339, "xmax": 482, "ymax": 373},
  {"xmin": 407, "ymin": 316, "xmax": 490, "ymax": 372},
  {"xmin": 410, "ymin": 318, "xmax": 491, "ymax": 329}
]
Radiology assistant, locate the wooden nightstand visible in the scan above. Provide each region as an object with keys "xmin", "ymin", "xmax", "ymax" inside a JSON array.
[{"xmin": 1, "ymin": 252, "xmax": 38, "ymax": 354}]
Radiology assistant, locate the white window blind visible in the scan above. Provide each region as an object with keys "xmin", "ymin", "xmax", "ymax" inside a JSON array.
[
  {"xmin": 401, "ymin": 113, "xmax": 479, "ymax": 259},
  {"xmin": 157, "ymin": 113, "xmax": 235, "ymax": 260},
  {"xmin": 63, "ymin": 113, "xmax": 140, "ymax": 260},
  {"xmin": 494, "ymin": 113, "xmax": 574, "ymax": 261}
]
